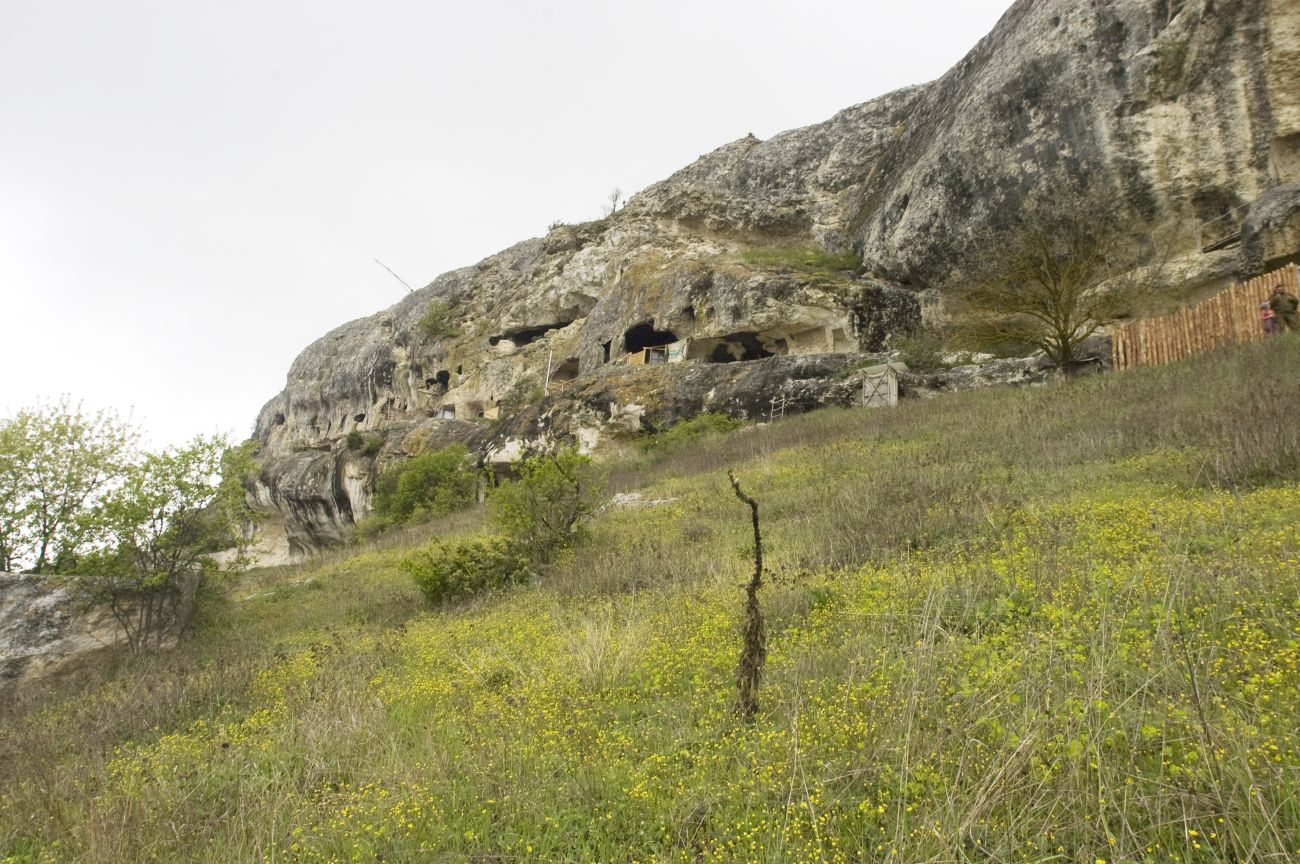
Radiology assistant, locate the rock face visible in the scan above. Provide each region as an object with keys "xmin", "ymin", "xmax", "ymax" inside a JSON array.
[
  {"xmin": 0, "ymin": 574, "xmax": 126, "ymax": 694},
  {"xmin": 250, "ymin": 0, "xmax": 1300, "ymax": 558},
  {"xmin": 1241, "ymin": 182, "xmax": 1300, "ymax": 275}
]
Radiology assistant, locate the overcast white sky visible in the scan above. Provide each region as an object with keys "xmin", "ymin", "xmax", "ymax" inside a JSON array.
[{"xmin": 2, "ymin": 0, "xmax": 1010, "ymax": 448}]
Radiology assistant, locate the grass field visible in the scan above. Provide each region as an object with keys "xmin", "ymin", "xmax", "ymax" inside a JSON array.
[{"xmin": 3, "ymin": 337, "xmax": 1299, "ymax": 863}]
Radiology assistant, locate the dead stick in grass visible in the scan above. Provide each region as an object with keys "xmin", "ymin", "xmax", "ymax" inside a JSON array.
[{"xmin": 729, "ymin": 470, "xmax": 766, "ymax": 723}]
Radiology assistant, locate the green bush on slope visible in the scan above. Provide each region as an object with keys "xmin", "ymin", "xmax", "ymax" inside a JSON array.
[
  {"xmin": 401, "ymin": 536, "xmax": 533, "ymax": 605},
  {"xmin": 399, "ymin": 446, "xmax": 599, "ymax": 607},
  {"xmin": 372, "ymin": 443, "xmax": 478, "ymax": 523},
  {"xmin": 639, "ymin": 412, "xmax": 744, "ymax": 454}
]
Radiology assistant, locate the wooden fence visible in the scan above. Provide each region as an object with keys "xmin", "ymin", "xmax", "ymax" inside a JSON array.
[{"xmin": 1111, "ymin": 263, "xmax": 1300, "ymax": 370}]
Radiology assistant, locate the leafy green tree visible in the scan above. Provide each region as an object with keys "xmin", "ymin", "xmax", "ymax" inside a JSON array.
[
  {"xmin": 373, "ymin": 443, "xmax": 479, "ymax": 523},
  {"xmin": 0, "ymin": 449, "xmax": 29, "ymax": 572},
  {"xmin": 71, "ymin": 436, "xmax": 255, "ymax": 652},
  {"xmin": 0, "ymin": 400, "xmax": 137, "ymax": 572},
  {"xmin": 489, "ymin": 446, "xmax": 599, "ymax": 563}
]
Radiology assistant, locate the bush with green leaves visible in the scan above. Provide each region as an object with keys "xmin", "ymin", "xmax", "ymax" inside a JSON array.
[
  {"xmin": 500, "ymin": 377, "xmax": 544, "ymax": 415},
  {"xmin": 639, "ymin": 412, "xmax": 744, "ymax": 454},
  {"xmin": 417, "ymin": 299, "xmax": 460, "ymax": 341},
  {"xmin": 70, "ymin": 436, "xmax": 256, "ymax": 652},
  {"xmin": 489, "ymin": 446, "xmax": 599, "ymax": 563},
  {"xmin": 372, "ymin": 444, "xmax": 479, "ymax": 523},
  {"xmin": 346, "ymin": 430, "xmax": 383, "ymax": 457},
  {"xmin": 401, "ymin": 535, "xmax": 534, "ymax": 606}
]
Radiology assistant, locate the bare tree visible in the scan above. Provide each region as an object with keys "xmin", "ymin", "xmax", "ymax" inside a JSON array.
[
  {"xmin": 603, "ymin": 187, "xmax": 622, "ymax": 217},
  {"xmin": 951, "ymin": 184, "xmax": 1170, "ymax": 369}
]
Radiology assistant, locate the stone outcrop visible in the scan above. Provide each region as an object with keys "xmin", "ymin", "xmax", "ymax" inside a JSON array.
[
  {"xmin": 249, "ymin": 0, "xmax": 1300, "ymax": 558},
  {"xmin": 1241, "ymin": 182, "xmax": 1300, "ymax": 276},
  {"xmin": 0, "ymin": 574, "xmax": 126, "ymax": 694}
]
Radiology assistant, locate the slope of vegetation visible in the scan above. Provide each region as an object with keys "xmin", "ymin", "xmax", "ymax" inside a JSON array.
[{"xmin": 3, "ymin": 338, "xmax": 1300, "ymax": 863}]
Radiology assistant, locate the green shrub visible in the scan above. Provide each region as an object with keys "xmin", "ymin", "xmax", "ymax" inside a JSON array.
[
  {"xmin": 640, "ymin": 412, "xmax": 744, "ymax": 453},
  {"xmin": 373, "ymin": 443, "xmax": 478, "ymax": 523},
  {"xmin": 346, "ymin": 431, "xmax": 384, "ymax": 457},
  {"xmin": 350, "ymin": 512, "xmax": 394, "ymax": 541},
  {"xmin": 489, "ymin": 446, "xmax": 599, "ymax": 562},
  {"xmin": 500, "ymin": 376, "xmax": 545, "ymax": 415},
  {"xmin": 402, "ymin": 535, "xmax": 534, "ymax": 605},
  {"xmin": 894, "ymin": 328, "xmax": 952, "ymax": 370},
  {"xmin": 417, "ymin": 299, "xmax": 460, "ymax": 341}
]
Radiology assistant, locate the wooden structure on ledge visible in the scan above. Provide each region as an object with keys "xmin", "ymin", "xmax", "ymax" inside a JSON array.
[
  {"xmin": 1111, "ymin": 262, "xmax": 1300, "ymax": 371},
  {"xmin": 626, "ymin": 341, "xmax": 688, "ymax": 365}
]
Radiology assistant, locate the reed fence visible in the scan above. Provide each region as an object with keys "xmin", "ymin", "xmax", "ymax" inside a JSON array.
[{"xmin": 1111, "ymin": 262, "xmax": 1299, "ymax": 371}]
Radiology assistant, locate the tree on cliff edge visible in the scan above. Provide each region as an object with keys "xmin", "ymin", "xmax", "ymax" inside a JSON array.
[
  {"xmin": 951, "ymin": 185, "xmax": 1168, "ymax": 369},
  {"xmin": 0, "ymin": 400, "xmax": 137, "ymax": 572},
  {"xmin": 72, "ymin": 436, "xmax": 256, "ymax": 651}
]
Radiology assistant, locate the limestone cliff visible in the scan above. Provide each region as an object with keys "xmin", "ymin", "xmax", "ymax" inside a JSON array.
[{"xmin": 251, "ymin": 0, "xmax": 1300, "ymax": 559}]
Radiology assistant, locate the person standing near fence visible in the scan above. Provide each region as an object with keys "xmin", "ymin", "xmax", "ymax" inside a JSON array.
[
  {"xmin": 1261, "ymin": 302, "xmax": 1283, "ymax": 335},
  {"xmin": 1269, "ymin": 285, "xmax": 1299, "ymax": 332}
]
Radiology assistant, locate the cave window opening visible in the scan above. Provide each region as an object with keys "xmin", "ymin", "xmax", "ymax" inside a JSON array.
[
  {"xmin": 489, "ymin": 320, "xmax": 576, "ymax": 349},
  {"xmin": 623, "ymin": 321, "xmax": 678, "ymax": 354},
  {"xmin": 273, "ymin": 412, "xmax": 286, "ymax": 426},
  {"xmin": 601, "ymin": 340, "xmax": 612, "ymax": 363},
  {"xmin": 435, "ymin": 370, "xmax": 450, "ymax": 388},
  {"xmin": 694, "ymin": 332, "xmax": 779, "ymax": 364},
  {"xmin": 353, "ymin": 413, "xmax": 366, "ymax": 423},
  {"xmin": 552, "ymin": 356, "xmax": 580, "ymax": 383},
  {"xmin": 455, "ymin": 365, "xmax": 463, "ymax": 375}
]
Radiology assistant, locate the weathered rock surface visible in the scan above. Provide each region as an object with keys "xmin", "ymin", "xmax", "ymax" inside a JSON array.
[
  {"xmin": 1241, "ymin": 182, "xmax": 1300, "ymax": 276},
  {"xmin": 249, "ymin": 0, "xmax": 1300, "ymax": 558},
  {"xmin": 0, "ymin": 574, "xmax": 126, "ymax": 695}
]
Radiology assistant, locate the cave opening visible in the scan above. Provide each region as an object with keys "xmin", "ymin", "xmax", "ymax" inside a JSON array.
[
  {"xmin": 353, "ymin": 413, "xmax": 366, "ymax": 423},
  {"xmin": 551, "ymin": 356, "xmax": 580, "ymax": 383},
  {"xmin": 424, "ymin": 369, "xmax": 452, "ymax": 392},
  {"xmin": 689, "ymin": 331, "xmax": 785, "ymax": 363},
  {"xmin": 601, "ymin": 340, "xmax": 612, "ymax": 363},
  {"xmin": 623, "ymin": 320, "xmax": 679, "ymax": 354},
  {"xmin": 489, "ymin": 320, "xmax": 576, "ymax": 348}
]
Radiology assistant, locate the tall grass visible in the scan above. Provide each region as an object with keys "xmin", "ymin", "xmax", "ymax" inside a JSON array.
[{"xmin": 3, "ymin": 337, "xmax": 1299, "ymax": 863}]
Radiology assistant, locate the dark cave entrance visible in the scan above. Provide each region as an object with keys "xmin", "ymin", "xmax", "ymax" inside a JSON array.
[
  {"xmin": 623, "ymin": 321, "xmax": 679, "ymax": 354},
  {"xmin": 551, "ymin": 356, "xmax": 580, "ymax": 383},
  {"xmin": 688, "ymin": 331, "xmax": 785, "ymax": 363}
]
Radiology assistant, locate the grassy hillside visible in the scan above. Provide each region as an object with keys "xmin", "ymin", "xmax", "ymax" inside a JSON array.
[{"xmin": 4, "ymin": 338, "xmax": 1300, "ymax": 863}]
